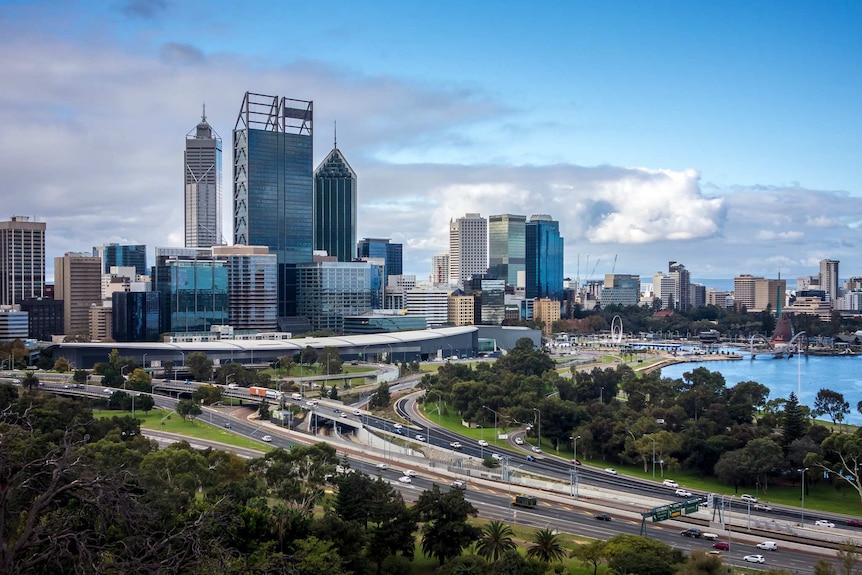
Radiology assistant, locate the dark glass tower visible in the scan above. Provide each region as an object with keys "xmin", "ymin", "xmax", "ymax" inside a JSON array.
[
  {"xmin": 112, "ymin": 291, "xmax": 160, "ymax": 342},
  {"xmin": 233, "ymin": 92, "xmax": 313, "ymax": 317},
  {"xmin": 357, "ymin": 238, "xmax": 403, "ymax": 284},
  {"xmin": 525, "ymin": 215, "xmax": 564, "ymax": 301},
  {"xmin": 94, "ymin": 243, "xmax": 147, "ymax": 276},
  {"xmin": 314, "ymin": 137, "xmax": 357, "ymax": 262}
]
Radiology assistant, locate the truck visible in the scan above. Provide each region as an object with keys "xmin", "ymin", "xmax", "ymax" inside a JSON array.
[
  {"xmin": 249, "ymin": 386, "xmax": 282, "ymax": 400},
  {"xmin": 512, "ymin": 495, "xmax": 537, "ymax": 509}
]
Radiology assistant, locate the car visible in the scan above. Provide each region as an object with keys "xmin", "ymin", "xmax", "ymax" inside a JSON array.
[
  {"xmin": 756, "ymin": 541, "xmax": 778, "ymax": 551},
  {"xmin": 595, "ymin": 513, "xmax": 612, "ymax": 521},
  {"xmin": 604, "ymin": 468, "xmax": 618, "ymax": 475},
  {"xmin": 491, "ymin": 453, "xmax": 503, "ymax": 461},
  {"xmin": 333, "ymin": 408, "xmax": 340, "ymax": 414},
  {"xmin": 393, "ymin": 423, "xmax": 403, "ymax": 430},
  {"xmin": 415, "ymin": 434, "xmax": 426, "ymax": 441},
  {"xmin": 514, "ymin": 437, "xmax": 524, "ymax": 445},
  {"xmin": 526, "ymin": 455, "xmax": 536, "ymax": 462},
  {"xmin": 353, "ymin": 409, "xmax": 361, "ymax": 416},
  {"xmin": 815, "ymin": 520, "xmax": 836, "ymax": 528},
  {"xmin": 103, "ymin": 388, "xmax": 112, "ymax": 393},
  {"xmin": 403, "ymin": 469, "xmax": 417, "ymax": 477},
  {"xmin": 712, "ymin": 541, "xmax": 730, "ymax": 551},
  {"xmin": 680, "ymin": 528, "xmax": 703, "ymax": 538},
  {"xmin": 306, "ymin": 400, "xmax": 318, "ymax": 407},
  {"xmin": 451, "ymin": 480, "xmax": 467, "ymax": 490},
  {"xmin": 478, "ymin": 440, "xmax": 489, "ymax": 447},
  {"xmin": 847, "ymin": 519, "xmax": 862, "ymax": 527},
  {"xmin": 531, "ymin": 446, "xmax": 542, "ymax": 453},
  {"xmin": 753, "ymin": 503, "xmax": 772, "ymax": 512},
  {"xmin": 705, "ymin": 550, "xmax": 722, "ymax": 556},
  {"xmin": 740, "ymin": 494, "xmax": 758, "ymax": 503},
  {"xmin": 226, "ymin": 383, "xmax": 238, "ymax": 389},
  {"xmin": 223, "ymin": 422, "xmax": 232, "ymax": 428},
  {"xmin": 662, "ymin": 479, "xmax": 679, "ymax": 488},
  {"xmin": 184, "ymin": 380, "xmax": 191, "ymax": 385},
  {"xmin": 63, "ymin": 384, "xmax": 73, "ymax": 389},
  {"xmin": 162, "ymin": 378, "xmax": 170, "ymax": 382},
  {"xmin": 572, "ymin": 459, "xmax": 582, "ymax": 465},
  {"xmin": 376, "ymin": 463, "xmax": 389, "ymax": 470},
  {"xmin": 397, "ymin": 475, "xmax": 412, "ymax": 484},
  {"xmin": 702, "ymin": 533, "xmax": 719, "ymax": 541},
  {"xmin": 340, "ymin": 412, "xmax": 348, "ymax": 418},
  {"xmin": 261, "ymin": 435, "xmax": 272, "ymax": 442},
  {"xmin": 450, "ymin": 441, "xmax": 463, "ymax": 450},
  {"xmin": 743, "ymin": 555, "xmax": 765, "ymax": 564},
  {"xmin": 675, "ymin": 489, "xmax": 693, "ymax": 497}
]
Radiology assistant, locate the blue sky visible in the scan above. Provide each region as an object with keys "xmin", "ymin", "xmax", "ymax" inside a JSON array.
[{"xmin": 2, "ymin": 0, "xmax": 861, "ymax": 284}]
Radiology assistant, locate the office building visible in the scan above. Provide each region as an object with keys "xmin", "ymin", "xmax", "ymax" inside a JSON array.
[
  {"xmin": 405, "ymin": 288, "xmax": 451, "ymax": 327},
  {"xmin": 358, "ymin": 238, "xmax": 403, "ymax": 284},
  {"xmin": 89, "ymin": 305, "xmax": 112, "ymax": 342},
  {"xmin": 820, "ymin": 259, "xmax": 840, "ymax": 302},
  {"xmin": 448, "ymin": 291, "xmax": 475, "ymax": 326},
  {"xmin": 314, "ymin": 141, "xmax": 357, "ymax": 262},
  {"xmin": 20, "ymin": 297, "xmax": 63, "ymax": 341},
  {"xmin": 600, "ymin": 274, "xmax": 641, "ymax": 307},
  {"xmin": 342, "ymin": 311, "xmax": 427, "ymax": 335},
  {"xmin": 54, "ymin": 252, "xmax": 102, "ymax": 337},
  {"xmin": 668, "ymin": 261, "xmax": 691, "ymax": 312},
  {"xmin": 466, "ymin": 275, "xmax": 506, "ymax": 325},
  {"xmin": 153, "ymin": 248, "xmax": 228, "ymax": 334},
  {"xmin": 0, "ymin": 308, "xmax": 28, "ymax": 342},
  {"xmin": 212, "ymin": 245, "xmax": 277, "ymax": 331},
  {"xmin": 525, "ymin": 215, "xmax": 564, "ymax": 301},
  {"xmin": 0, "ymin": 216, "xmax": 45, "ymax": 306},
  {"xmin": 533, "ymin": 298, "xmax": 561, "ymax": 337},
  {"xmin": 295, "ymin": 261, "xmax": 373, "ymax": 334},
  {"xmin": 233, "ymin": 92, "xmax": 313, "ymax": 317},
  {"xmin": 185, "ymin": 106, "xmax": 223, "ymax": 248},
  {"xmin": 733, "ymin": 274, "xmax": 786, "ymax": 313},
  {"xmin": 449, "ymin": 213, "xmax": 487, "ymax": 286},
  {"xmin": 431, "ymin": 252, "xmax": 449, "ymax": 286},
  {"xmin": 93, "ymin": 243, "xmax": 147, "ymax": 277},
  {"xmin": 488, "ymin": 214, "xmax": 526, "ymax": 287},
  {"xmin": 112, "ymin": 290, "xmax": 160, "ymax": 342}
]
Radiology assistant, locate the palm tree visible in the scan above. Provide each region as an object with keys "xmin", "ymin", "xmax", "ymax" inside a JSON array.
[
  {"xmin": 475, "ymin": 520, "xmax": 516, "ymax": 562},
  {"xmin": 21, "ymin": 370, "xmax": 39, "ymax": 391},
  {"xmin": 525, "ymin": 527, "xmax": 566, "ymax": 563}
]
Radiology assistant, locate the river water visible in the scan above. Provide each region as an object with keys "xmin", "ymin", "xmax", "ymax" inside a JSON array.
[{"xmin": 657, "ymin": 354, "xmax": 862, "ymax": 424}]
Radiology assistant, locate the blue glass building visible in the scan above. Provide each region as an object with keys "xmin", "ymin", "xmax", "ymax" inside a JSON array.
[
  {"xmin": 314, "ymin": 146, "xmax": 356, "ymax": 262},
  {"xmin": 153, "ymin": 249, "xmax": 228, "ymax": 334},
  {"xmin": 94, "ymin": 243, "xmax": 147, "ymax": 276},
  {"xmin": 357, "ymin": 238, "xmax": 403, "ymax": 285},
  {"xmin": 233, "ymin": 92, "xmax": 313, "ymax": 317},
  {"xmin": 488, "ymin": 214, "xmax": 526, "ymax": 287},
  {"xmin": 525, "ymin": 215, "xmax": 564, "ymax": 301},
  {"xmin": 112, "ymin": 291, "xmax": 160, "ymax": 342}
]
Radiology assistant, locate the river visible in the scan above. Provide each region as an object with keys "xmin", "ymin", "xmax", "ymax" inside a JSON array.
[{"xmin": 657, "ymin": 353, "xmax": 862, "ymax": 424}]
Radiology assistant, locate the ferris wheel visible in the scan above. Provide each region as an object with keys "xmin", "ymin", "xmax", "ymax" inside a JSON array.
[{"xmin": 611, "ymin": 315, "xmax": 624, "ymax": 345}]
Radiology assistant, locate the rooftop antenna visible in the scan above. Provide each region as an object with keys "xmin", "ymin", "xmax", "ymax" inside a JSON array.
[
  {"xmin": 202, "ymin": 102, "xmax": 206, "ymax": 122},
  {"xmin": 334, "ymin": 120, "xmax": 337, "ymax": 149}
]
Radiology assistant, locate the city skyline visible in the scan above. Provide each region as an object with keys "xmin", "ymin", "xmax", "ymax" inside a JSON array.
[{"xmin": 2, "ymin": 1, "xmax": 861, "ymax": 283}]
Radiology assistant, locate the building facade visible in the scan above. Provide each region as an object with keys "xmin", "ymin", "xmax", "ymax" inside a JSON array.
[
  {"xmin": 296, "ymin": 261, "xmax": 373, "ymax": 334},
  {"xmin": 94, "ymin": 243, "xmax": 147, "ymax": 277},
  {"xmin": 524, "ymin": 215, "xmax": 564, "ymax": 301},
  {"xmin": 153, "ymin": 248, "xmax": 229, "ymax": 334},
  {"xmin": 734, "ymin": 274, "xmax": 786, "ymax": 313},
  {"xmin": 405, "ymin": 288, "xmax": 451, "ymax": 327},
  {"xmin": 0, "ymin": 309, "xmax": 28, "ymax": 342},
  {"xmin": 449, "ymin": 213, "xmax": 487, "ymax": 286},
  {"xmin": 357, "ymin": 238, "xmax": 403, "ymax": 284},
  {"xmin": 532, "ymin": 298, "xmax": 561, "ymax": 337},
  {"xmin": 820, "ymin": 259, "xmax": 840, "ymax": 303},
  {"xmin": 185, "ymin": 108, "xmax": 223, "ymax": 248},
  {"xmin": 112, "ymin": 291, "xmax": 161, "ymax": 342},
  {"xmin": 668, "ymin": 261, "xmax": 691, "ymax": 312},
  {"xmin": 89, "ymin": 305, "xmax": 112, "ymax": 342},
  {"xmin": 488, "ymin": 214, "xmax": 526, "ymax": 287},
  {"xmin": 0, "ymin": 216, "xmax": 45, "ymax": 306},
  {"xmin": 600, "ymin": 274, "xmax": 641, "ymax": 307},
  {"xmin": 466, "ymin": 275, "xmax": 506, "ymax": 325},
  {"xmin": 431, "ymin": 252, "xmax": 449, "ymax": 286},
  {"xmin": 212, "ymin": 245, "xmax": 277, "ymax": 331},
  {"xmin": 233, "ymin": 92, "xmax": 314, "ymax": 317},
  {"xmin": 20, "ymin": 297, "xmax": 63, "ymax": 341},
  {"xmin": 448, "ymin": 291, "xmax": 475, "ymax": 326},
  {"xmin": 54, "ymin": 252, "xmax": 102, "ymax": 336},
  {"xmin": 314, "ymin": 146, "xmax": 357, "ymax": 262}
]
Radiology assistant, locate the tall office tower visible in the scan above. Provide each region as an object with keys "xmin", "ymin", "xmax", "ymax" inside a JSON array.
[
  {"xmin": 112, "ymin": 290, "xmax": 160, "ymax": 342},
  {"xmin": 600, "ymin": 274, "xmax": 641, "ymax": 307},
  {"xmin": 0, "ymin": 216, "xmax": 45, "ymax": 306},
  {"xmin": 668, "ymin": 261, "xmax": 691, "ymax": 312},
  {"xmin": 525, "ymin": 214, "xmax": 564, "ymax": 301},
  {"xmin": 488, "ymin": 214, "xmax": 526, "ymax": 287},
  {"xmin": 314, "ymin": 138, "xmax": 357, "ymax": 262},
  {"xmin": 296, "ymin": 261, "xmax": 373, "ymax": 334},
  {"xmin": 212, "ymin": 245, "xmax": 277, "ymax": 331},
  {"xmin": 93, "ymin": 243, "xmax": 147, "ymax": 276},
  {"xmin": 153, "ymin": 247, "xmax": 228, "ymax": 334},
  {"xmin": 431, "ymin": 252, "xmax": 449, "ymax": 286},
  {"xmin": 54, "ymin": 252, "xmax": 102, "ymax": 337},
  {"xmin": 358, "ymin": 238, "xmax": 403, "ymax": 284},
  {"xmin": 466, "ymin": 274, "xmax": 506, "ymax": 325},
  {"xmin": 233, "ymin": 92, "xmax": 313, "ymax": 317},
  {"xmin": 185, "ymin": 106, "xmax": 223, "ymax": 248},
  {"xmin": 449, "ymin": 213, "xmax": 487, "ymax": 286},
  {"xmin": 819, "ymin": 259, "xmax": 840, "ymax": 302},
  {"xmin": 733, "ymin": 274, "xmax": 786, "ymax": 313}
]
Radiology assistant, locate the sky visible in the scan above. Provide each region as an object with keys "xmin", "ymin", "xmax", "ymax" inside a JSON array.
[{"xmin": 2, "ymin": 0, "xmax": 862, "ymax": 286}]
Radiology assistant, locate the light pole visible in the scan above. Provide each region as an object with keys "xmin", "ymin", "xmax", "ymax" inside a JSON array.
[
  {"xmin": 142, "ymin": 353, "xmax": 147, "ymax": 372},
  {"xmin": 532, "ymin": 408, "xmax": 541, "ymax": 451},
  {"xmin": 799, "ymin": 467, "xmax": 808, "ymax": 527},
  {"xmin": 482, "ymin": 405, "xmax": 500, "ymax": 445},
  {"xmin": 572, "ymin": 435, "xmax": 581, "ymax": 498},
  {"xmin": 648, "ymin": 435, "xmax": 656, "ymax": 478},
  {"xmin": 121, "ymin": 365, "xmax": 129, "ymax": 390}
]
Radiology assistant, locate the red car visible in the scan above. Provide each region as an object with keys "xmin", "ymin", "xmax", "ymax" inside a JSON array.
[
  {"xmin": 848, "ymin": 519, "xmax": 862, "ymax": 527},
  {"xmin": 712, "ymin": 541, "xmax": 730, "ymax": 551}
]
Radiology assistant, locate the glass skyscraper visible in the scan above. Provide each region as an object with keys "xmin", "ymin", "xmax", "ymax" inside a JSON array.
[
  {"xmin": 488, "ymin": 214, "xmax": 526, "ymax": 287},
  {"xmin": 525, "ymin": 215, "xmax": 564, "ymax": 301},
  {"xmin": 153, "ymin": 248, "xmax": 228, "ymax": 334},
  {"xmin": 314, "ymin": 145, "xmax": 356, "ymax": 262},
  {"xmin": 112, "ymin": 291, "xmax": 160, "ymax": 342},
  {"xmin": 233, "ymin": 92, "xmax": 313, "ymax": 317},
  {"xmin": 93, "ymin": 243, "xmax": 147, "ymax": 276},
  {"xmin": 357, "ymin": 238, "xmax": 403, "ymax": 285},
  {"xmin": 185, "ymin": 107, "xmax": 222, "ymax": 248}
]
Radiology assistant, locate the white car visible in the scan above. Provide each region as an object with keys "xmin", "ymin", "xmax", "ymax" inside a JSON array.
[
  {"xmin": 605, "ymin": 468, "xmax": 618, "ymax": 475},
  {"xmin": 756, "ymin": 541, "xmax": 778, "ymax": 551},
  {"xmin": 702, "ymin": 533, "xmax": 719, "ymax": 541},
  {"xmin": 450, "ymin": 441, "xmax": 463, "ymax": 450},
  {"xmin": 478, "ymin": 440, "xmax": 489, "ymax": 447},
  {"xmin": 414, "ymin": 434, "xmax": 426, "ymax": 441},
  {"xmin": 815, "ymin": 520, "xmax": 836, "ymax": 528},
  {"xmin": 514, "ymin": 437, "xmax": 524, "ymax": 445},
  {"xmin": 376, "ymin": 463, "xmax": 389, "ymax": 470},
  {"xmin": 491, "ymin": 453, "xmax": 503, "ymax": 461},
  {"xmin": 261, "ymin": 435, "xmax": 273, "ymax": 442},
  {"xmin": 397, "ymin": 475, "xmax": 412, "ymax": 484},
  {"xmin": 675, "ymin": 489, "xmax": 693, "ymax": 497},
  {"xmin": 743, "ymin": 555, "xmax": 765, "ymax": 564},
  {"xmin": 353, "ymin": 409, "xmax": 361, "ymax": 416},
  {"xmin": 662, "ymin": 479, "xmax": 679, "ymax": 488},
  {"xmin": 740, "ymin": 494, "xmax": 758, "ymax": 503},
  {"xmin": 103, "ymin": 388, "xmax": 112, "ymax": 393},
  {"xmin": 403, "ymin": 469, "xmax": 417, "ymax": 477},
  {"xmin": 754, "ymin": 503, "xmax": 772, "ymax": 512},
  {"xmin": 531, "ymin": 446, "xmax": 542, "ymax": 453}
]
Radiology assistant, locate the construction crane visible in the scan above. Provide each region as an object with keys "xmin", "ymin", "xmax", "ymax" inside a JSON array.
[
  {"xmin": 611, "ymin": 254, "xmax": 618, "ymax": 275},
  {"xmin": 589, "ymin": 258, "xmax": 601, "ymax": 280}
]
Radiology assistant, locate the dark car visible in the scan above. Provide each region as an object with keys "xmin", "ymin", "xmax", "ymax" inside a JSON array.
[
  {"xmin": 223, "ymin": 422, "xmax": 232, "ymax": 429},
  {"xmin": 712, "ymin": 541, "xmax": 730, "ymax": 551},
  {"xmin": 680, "ymin": 528, "xmax": 703, "ymax": 538},
  {"xmin": 595, "ymin": 513, "xmax": 612, "ymax": 521},
  {"xmin": 849, "ymin": 519, "xmax": 862, "ymax": 527},
  {"xmin": 526, "ymin": 455, "xmax": 536, "ymax": 462}
]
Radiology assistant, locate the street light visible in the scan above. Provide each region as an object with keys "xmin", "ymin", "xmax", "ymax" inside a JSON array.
[
  {"xmin": 799, "ymin": 467, "xmax": 808, "ymax": 527},
  {"xmin": 482, "ymin": 405, "xmax": 500, "ymax": 445},
  {"xmin": 572, "ymin": 435, "xmax": 582, "ymax": 498},
  {"xmin": 648, "ymin": 435, "xmax": 656, "ymax": 478},
  {"xmin": 532, "ymin": 408, "xmax": 541, "ymax": 452},
  {"xmin": 121, "ymin": 365, "xmax": 129, "ymax": 390}
]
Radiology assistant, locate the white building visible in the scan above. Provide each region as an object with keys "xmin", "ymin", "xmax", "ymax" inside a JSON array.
[
  {"xmin": 405, "ymin": 288, "xmax": 451, "ymax": 327},
  {"xmin": 448, "ymin": 213, "xmax": 487, "ymax": 286}
]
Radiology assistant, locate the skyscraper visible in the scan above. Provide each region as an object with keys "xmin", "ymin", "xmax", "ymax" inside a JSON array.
[
  {"xmin": 153, "ymin": 247, "xmax": 228, "ymax": 334},
  {"xmin": 668, "ymin": 261, "xmax": 691, "ymax": 312},
  {"xmin": 93, "ymin": 243, "xmax": 147, "ymax": 276},
  {"xmin": 449, "ymin": 213, "xmax": 487, "ymax": 286},
  {"xmin": 233, "ymin": 92, "xmax": 313, "ymax": 317},
  {"xmin": 0, "ymin": 216, "xmax": 45, "ymax": 306},
  {"xmin": 357, "ymin": 238, "xmax": 403, "ymax": 284},
  {"xmin": 54, "ymin": 252, "xmax": 102, "ymax": 336},
  {"xmin": 820, "ymin": 258, "xmax": 839, "ymax": 302},
  {"xmin": 212, "ymin": 245, "xmax": 277, "ymax": 331},
  {"xmin": 525, "ymin": 214, "xmax": 564, "ymax": 301},
  {"xmin": 185, "ymin": 106, "xmax": 223, "ymax": 248},
  {"xmin": 314, "ymin": 136, "xmax": 357, "ymax": 262},
  {"xmin": 488, "ymin": 214, "xmax": 526, "ymax": 287}
]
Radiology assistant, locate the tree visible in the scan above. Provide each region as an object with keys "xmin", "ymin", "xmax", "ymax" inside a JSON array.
[
  {"xmin": 414, "ymin": 484, "xmax": 480, "ymax": 566},
  {"xmin": 53, "ymin": 357, "xmax": 71, "ymax": 372},
  {"xmin": 837, "ymin": 541, "xmax": 862, "ymax": 575},
  {"xmin": 603, "ymin": 534, "xmax": 679, "ymax": 575},
  {"xmin": 125, "ymin": 368, "xmax": 153, "ymax": 392},
  {"xmin": 782, "ymin": 392, "xmax": 809, "ymax": 446},
  {"xmin": 175, "ymin": 399, "xmax": 202, "ymax": 421},
  {"xmin": 135, "ymin": 394, "xmax": 155, "ymax": 413},
  {"xmin": 369, "ymin": 382, "xmax": 391, "ymax": 409},
  {"xmin": 192, "ymin": 384, "xmax": 224, "ymax": 406},
  {"xmin": 525, "ymin": 528, "xmax": 566, "ymax": 563},
  {"xmin": 20, "ymin": 370, "xmax": 39, "ymax": 391},
  {"xmin": 329, "ymin": 385, "xmax": 338, "ymax": 400},
  {"xmin": 186, "ymin": 352, "xmax": 214, "ymax": 382},
  {"xmin": 290, "ymin": 536, "xmax": 346, "ymax": 575},
  {"xmin": 807, "ymin": 433, "xmax": 862, "ymax": 505},
  {"xmin": 72, "ymin": 369, "xmax": 88, "ymax": 384},
  {"xmin": 570, "ymin": 540, "xmax": 606, "ymax": 575},
  {"xmin": 813, "ymin": 388, "xmax": 850, "ymax": 428},
  {"xmin": 319, "ymin": 346, "xmax": 343, "ymax": 375},
  {"xmin": 277, "ymin": 355, "xmax": 295, "ymax": 375},
  {"xmin": 301, "ymin": 346, "xmax": 319, "ymax": 367},
  {"xmin": 475, "ymin": 520, "xmax": 516, "ymax": 562}
]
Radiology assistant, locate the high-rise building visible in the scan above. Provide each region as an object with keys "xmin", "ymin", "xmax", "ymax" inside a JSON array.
[
  {"xmin": 488, "ymin": 214, "xmax": 526, "ymax": 287},
  {"xmin": 112, "ymin": 291, "xmax": 160, "ymax": 342},
  {"xmin": 314, "ymin": 141, "xmax": 357, "ymax": 262},
  {"xmin": 431, "ymin": 252, "xmax": 449, "ymax": 286},
  {"xmin": 185, "ymin": 106, "xmax": 223, "ymax": 248},
  {"xmin": 212, "ymin": 245, "xmax": 277, "ymax": 331},
  {"xmin": 733, "ymin": 274, "xmax": 786, "ymax": 313},
  {"xmin": 233, "ymin": 92, "xmax": 313, "ymax": 317},
  {"xmin": 153, "ymin": 247, "xmax": 228, "ymax": 334},
  {"xmin": 525, "ymin": 215, "xmax": 564, "ymax": 301},
  {"xmin": 466, "ymin": 275, "xmax": 506, "ymax": 325},
  {"xmin": 358, "ymin": 238, "xmax": 403, "ymax": 285},
  {"xmin": 20, "ymin": 297, "xmax": 63, "ymax": 341},
  {"xmin": 668, "ymin": 261, "xmax": 691, "ymax": 312},
  {"xmin": 819, "ymin": 259, "xmax": 840, "ymax": 302},
  {"xmin": 295, "ymin": 261, "xmax": 373, "ymax": 334},
  {"xmin": 54, "ymin": 252, "xmax": 102, "ymax": 336},
  {"xmin": 93, "ymin": 243, "xmax": 147, "ymax": 276},
  {"xmin": 0, "ymin": 216, "xmax": 45, "ymax": 306},
  {"xmin": 449, "ymin": 213, "xmax": 487, "ymax": 286},
  {"xmin": 600, "ymin": 274, "xmax": 641, "ymax": 307}
]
